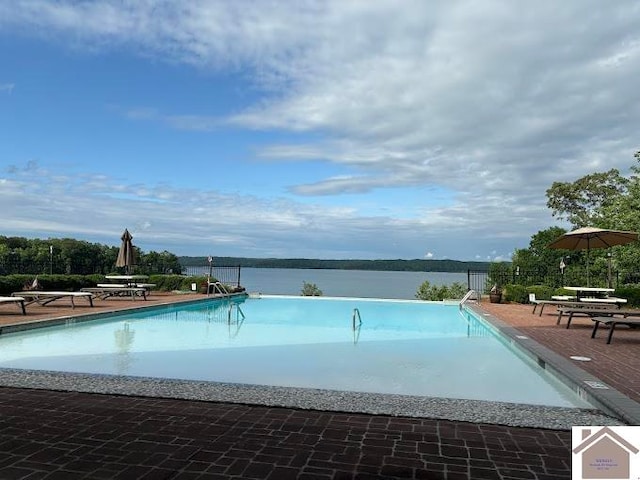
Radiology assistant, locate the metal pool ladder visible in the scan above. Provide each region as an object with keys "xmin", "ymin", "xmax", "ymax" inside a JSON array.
[
  {"xmin": 226, "ymin": 302, "xmax": 246, "ymax": 338},
  {"xmin": 459, "ymin": 289, "xmax": 478, "ymax": 309},
  {"xmin": 208, "ymin": 281, "xmax": 231, "ymax": 296},
  {"xmin": 228, "ymin": 303, "xmax": 245, "ymax": 324},
  {"xmin": 352, "ymin": 308, "xmax": 362, "ymax": 344},
  {"xmin": 352, "ymin": 308, "xmax": 362, "ymax": 330}
]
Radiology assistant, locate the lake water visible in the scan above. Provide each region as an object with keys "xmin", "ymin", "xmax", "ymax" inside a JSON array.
[{"xmin": 235, "ymin": 268, "xmax": 468, "ymax": 299}]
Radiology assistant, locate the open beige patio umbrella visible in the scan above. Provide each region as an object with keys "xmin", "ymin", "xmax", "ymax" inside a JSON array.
[
  {"xmin": 115, "ymin": 228, "xmax": 136, "ymax": 274},
  {"xmin": 548, "ymin": 227, "xmax": 639, "ymax": 286}
]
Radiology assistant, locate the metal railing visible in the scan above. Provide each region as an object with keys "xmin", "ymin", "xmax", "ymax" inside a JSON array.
[
  {"xmin": 352, "ymin": 308, "xmax": 362, "ymax": 330},
  {"xmin": 352, "ymin": 308, "xmax": 362, "ymax": 344},
  {"xmin": 182, "ymin": 265, "xmax": 242, "ymax": 288},
  {"xmin": 466, "ymin": 269, "xmax": 621, "ymax": 294},
  {"xmin": 228, "ymin": 303, "xmax": 245, "ymax": 324},
  {"xmin": 459, "ymin": 289, "xmax": 477, "ymax": 308}
]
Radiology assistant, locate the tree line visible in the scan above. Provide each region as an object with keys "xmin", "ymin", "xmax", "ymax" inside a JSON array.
[
  {"xmin": 179, "ymin": 256, "xmax": 492, "ymax": 272},
  {"xmin": 0, "ymin": 236, "xmax": 182, "ymax": 275},
  {"xmin": 1, "ymin": 236, "xmax": 490, "ymax": 277}
]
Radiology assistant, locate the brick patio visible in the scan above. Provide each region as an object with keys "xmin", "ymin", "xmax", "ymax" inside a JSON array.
[
  {"xmin": 480, "ymin": 302, "xmax": 640, "ymax": 404},
  {"xmin": 0, "ymin": 295, "xmax": 636, "ymax": 479}
]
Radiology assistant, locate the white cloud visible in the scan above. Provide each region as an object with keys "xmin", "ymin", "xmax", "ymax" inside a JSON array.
[
  {"xmin": 1, "ymin": 0, "xmax": 638, "ymax": 259},
  {"xmin": 0, "ymin": 83, "xmax": 14, "ymax": 93},
  {"xmin": 0, "ymin": 159, "xmax": 528, "ymax": 259}
]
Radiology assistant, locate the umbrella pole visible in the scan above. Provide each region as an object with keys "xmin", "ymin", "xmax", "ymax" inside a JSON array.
[{"xmin": 586, "ymin": 244, "xmax": 590, "ymax": 287}]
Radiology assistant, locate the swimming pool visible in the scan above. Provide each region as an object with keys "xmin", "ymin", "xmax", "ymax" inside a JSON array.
[{"xmin": 0, "ymin": 295, "xmax": 592, "ymax": 409}]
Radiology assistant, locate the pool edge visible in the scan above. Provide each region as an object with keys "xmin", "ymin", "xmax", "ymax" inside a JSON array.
[{"xmin": 467, "ymin": 302, "xmax": 640, "ymax": 426}]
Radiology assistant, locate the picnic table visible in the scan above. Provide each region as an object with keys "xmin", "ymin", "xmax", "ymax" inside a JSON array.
[
  {"xmin": 563, "ymin": 286, "xmax": 615, "ymax": 301},
  {"xmin": 104, "ymin": 275, "xmax": 155, "ymax": 291}
]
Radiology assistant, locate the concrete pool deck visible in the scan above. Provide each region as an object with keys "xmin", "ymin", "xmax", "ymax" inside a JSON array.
[{"xmin": 0, "ymin": 293, "xmax": 638, "ymax": 479}]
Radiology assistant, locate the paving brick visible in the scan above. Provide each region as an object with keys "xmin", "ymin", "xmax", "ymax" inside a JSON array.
[
  {"xmin": 40, "ymin": 470, "xmax": 86, "ymax": 480},
  {"xmin": 469, "ymin": 466, "xmax": 503, "ymax": 479},
  {"xmin": 380, "ymin": 464, "xmax": 416, "ymax": 478},
  {"xmin": 0, "ymin": 387, "xmax": 577, "ymax": 479},
  {"xmin": 266, "ymin": 467, "xmax": 298, "ymax": 480},
  {"xmin": 138, "ymin": 468, "xmax": 175, "ymax": 480},
  {"xmin": 297, "ymin": 473, "xmax": 333, "ymax": 480}
]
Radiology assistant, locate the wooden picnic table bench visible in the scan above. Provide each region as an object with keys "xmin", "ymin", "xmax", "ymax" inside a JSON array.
[
  {"xmin": 531, "ymin": 299, "xmax": 618, "ymax": 316},
  {"xmin": 11, "ymin": 291, "xmax": 94, "ymax": 309},
  {"xmin": 81, "ymin": 287, "xmax": 147, "ymax": 300},
  {"xmin": 0, "ymin": 296, "xmax": 26, "ymax": 315},
  {"xmin": 555, "ymin": 306, "xmax": 638, "ymax": 328},
  {"xmin": 591, "ymin": 316, "xmax": 640, "ymax": 344}
]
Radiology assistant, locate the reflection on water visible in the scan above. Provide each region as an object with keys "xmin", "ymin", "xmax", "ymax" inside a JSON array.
[
  {"xmin": 460, "ymin": 310, "xmax": 493, "ymax": 338},
  {"xmin": 147, "ymin": 298, "xmax": 248, "ymax": 339},
  {"xmin": 114, "ymin": 322, "xmax": 135, "ymax": 374}
]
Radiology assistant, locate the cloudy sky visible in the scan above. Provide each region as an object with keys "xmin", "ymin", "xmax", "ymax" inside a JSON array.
[{"xmin": 1, "ymin": 1, "xmax": 639, "ymax": 261}]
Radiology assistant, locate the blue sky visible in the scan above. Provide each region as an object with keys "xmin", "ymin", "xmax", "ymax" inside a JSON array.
[{"xmin": 1, "ymin": 1, "xmax": 639, "ymax": 261}]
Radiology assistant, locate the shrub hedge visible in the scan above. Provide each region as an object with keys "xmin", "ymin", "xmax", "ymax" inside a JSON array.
[
  {"xmin": 504, "ymin": 284, "xmax": 556, "ymax": 303},
  {"xmin": 502, "ymin": 283, "xmax": 640, "ymax": 307},
  {"xmin": 503, "ymin": 284, "xmax": 528, "ymax": 303},
  {"xmin": 612, "ymin": 285, "xmax": 640, "ymax": 307},
  {"xmin": 416, "ymin": 281, "xmax": 467, "ymax": 301}
]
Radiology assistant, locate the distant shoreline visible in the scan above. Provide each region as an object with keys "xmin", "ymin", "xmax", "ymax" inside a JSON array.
[{"xmin": 178, "ymin": 256, "xmax": 495, "ymax": 273}]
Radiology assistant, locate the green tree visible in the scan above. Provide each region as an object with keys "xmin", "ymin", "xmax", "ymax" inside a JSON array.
[
  {"xmin": 301, "ymin": 281, "xmax": 323, "ymax": 296},
  {"xmin": 546, "ymin": 169, "xmax": 627, "ymax": 227},
  {"xmin": 57, "ymin": 238, "xmax": 104, "ymax": 275},
  {"xmin": 486, "ymin": 261, "xmax": 512, "ymax": 293},
  {"xmin": 139, "ymin": 250, "xmax": 182, "ymax": 275},
  {"xmin": 512, "ymin": 227, "xmax": 569, "ymax": 276},
  {"xmin": 598, "ymin": 151, "xmax": 640, "ymax": 277},
  {"xmin": 0, "ymin": 235, "xmax": 183, "ymax": 275}
]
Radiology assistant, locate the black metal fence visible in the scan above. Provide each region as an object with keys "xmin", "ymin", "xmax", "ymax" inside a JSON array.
[
  {"xmin": 0, "ymin": 258, "xmax": 102, "ymax": 276},
  {"xmin": 0, "ymin": 257, "xmax": 180, "ymax": 276},
  {"xmin": 0, "ymin": 259, "xmax": 242, "ymax": 288},
  {"xmin": 466, "ymin": 269, "xmax": 624, "ymax": 294},
  {"xmin": 182, "ymin": 265, "xmax": 242, "ymax": 288}
]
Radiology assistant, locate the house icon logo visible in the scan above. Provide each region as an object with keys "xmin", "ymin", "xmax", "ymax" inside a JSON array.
[{"xmin": 572, "ymin": 426, "xmax": 640, "ymax": 479}]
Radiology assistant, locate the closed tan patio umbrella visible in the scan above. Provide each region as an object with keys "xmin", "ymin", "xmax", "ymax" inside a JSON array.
[
  {"xmin": 548, "ymin": 227, "xmax": 638, "ymax": 286},
  {"xmin": 115, "ymin": 228, "xmax": 136, "ymax": 274}
]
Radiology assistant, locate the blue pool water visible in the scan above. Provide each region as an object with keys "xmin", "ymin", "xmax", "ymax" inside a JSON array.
[{"xmin": 0, "ymin": 295, "xmax": 590, "ymax": 408}]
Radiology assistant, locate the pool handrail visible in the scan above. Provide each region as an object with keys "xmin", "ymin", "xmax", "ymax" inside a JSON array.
[
  {"xmin": 352, "ymin": 308, "xmax": 362, "ymax": 330},
  {"xmin": 208, "ymin": 281, "xmax": 231, "ymax": 296},
  {"xmin": 459, "ymin": 290, "xmax": 478, "ymax": 308}
]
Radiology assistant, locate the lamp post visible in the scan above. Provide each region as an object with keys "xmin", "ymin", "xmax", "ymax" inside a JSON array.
[
  {"xmin": 559, "ymin": 256, "xmax": 567, "ymax": 287},
  {"xmin": 49, "ymin": 245, "xmax": 53, "ymax": 275}
]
